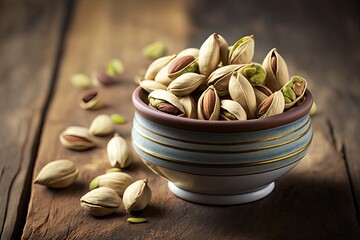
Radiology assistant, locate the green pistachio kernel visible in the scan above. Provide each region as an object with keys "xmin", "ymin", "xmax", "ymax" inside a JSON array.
[
  {"xmin": 243, "ymin": 67, "xmax": 257, "ymax": 77},
  {"xmin": 143, "ymin": 41, "xmax": 166, "ymax": 59},
  {"xmin": 106, "ymin": 59, "xmax": 125, "ymax": 76},
  {"xmin": 182, "ymin": 62, "xmax": 199, "ymax": 74},
  {"xmin": 149, "ymin": 97, "xmax": 165, "ymax": 107},
  {"xmin": 111, "ymin": 114, "xmax": 127, "ymax": 124},
  {"xmin": 70, "ymin": 73, "xmax": 92, "ymax": 89},
  {"xmin": 284, "ymin": 96, "xmax": 292, "ymax": 103},
  {"xmin": 127, "ymin": 218, "xmax": 148, "ymax": 224},
  {"xmin": 222, "ymin": 110, "xmax": 237, "ymax": 120},
  {"xmin": 282, "ymin": 86, "xmax": 296, "ymax": 101},
  {"xmin": 89, "ymin": 176, "xmax": 100, "ymax": 190}
]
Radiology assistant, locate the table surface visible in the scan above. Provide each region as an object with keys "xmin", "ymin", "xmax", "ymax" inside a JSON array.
[{"xmin": 1, "ymin": 0, "xmax": 359, "ymax": 239}]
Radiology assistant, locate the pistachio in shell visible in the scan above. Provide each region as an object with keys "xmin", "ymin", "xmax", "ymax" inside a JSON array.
[
  {"xmin": 228, "ymin": 35, "xmax": 254, "ymax": 64},
  {"xmin": 167, "ymin": 73, "xmax": 205, "ymax": 97},
  {"xmin": 281, "ymin": 75, "xmax": 308, "ymax": 109},
  {"xmin": 89, "ymin": 172, "xmax": 135, "ymax": 196},
  {"xmin": 257, "ymin": 91, "xmax": 285, "ymax": 118},
  {"xmin": 123, "ymin": 179, "xmax": 152, "ymax": 212},
  {"xmin": 197, "ymin": 85, "xmax": 221, "ymax": 120},
  {"xmin": 253, "ymin": 84, "xmax": 273, "ymax": 107},
  {"xmin": 167, "ymin": 55, "xmax": 198, "ymax": 79},
  {"xmin": 140, "ymin": 80, "xmax": 167, "ymax": 93},
  {"xmin": 198, "ymin": 33, "xmax": 221, "ymax": 77},
  {"xmin": 207, "ymin": 64, "xmax": 244, "ymax": 96},
  {"xmin": 220, "ymin": 99, "xmax": 247, "ymax": 120},
  {"xmin": 179, "ymin": 95, "xmax": 197, "ymax": 119},
  {"xmin": 144, "ymin": 54, "xmax": 177, "ymax": 80},
  {"xmin": 177, "ymin": 48, "xmax": 199, "ymax": 58},
  {"xmin": 59, "ymin": 126, "xmax": 96, "ymax": 151},
  {"xmin": 107, "ymin": 133, "xmax": 132, "ymax": 169},
  {"xmin": 148, "ymin": 89, "xmax": 185, "ymax": 116}
]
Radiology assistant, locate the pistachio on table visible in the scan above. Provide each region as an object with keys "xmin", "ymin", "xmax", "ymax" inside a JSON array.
[
  {"xmin": 70, "ymin": 73, "xmax": 92, "ymax": 89},
  {"xmin": 78, "ymin": 89, "xmax": 103, "ymax": 110},
  {"xmin": 123, "ymin": 179, "xmax": 152, "ymax": 212},
  {"xmin": 110, "ymin": 113, "xmax": 127, "ymax": 124},
  {"xmin": 89, "ymin": 172, "xmax": 135, "ymax": 196},
  {"xmin": 34, "ymin": 159, "xmax": 78, "ymax": 188},
  {"xmin": 59, "ymin": 126, "xmax": 96, "ymax": 150},
  {"xmin": 93, "ymin": 59, "xmax": 125, "ymax": 85},
  {"xmin": 107, "ymin": 133, "xmax": 132, "ymax": 169},
  {"xmin": 89, "ymin": 114, "xmax": 114, "ymax": 136},
  {"xmin": 80, "ymin": 187, "xmax": 122, "ymax": 217}
]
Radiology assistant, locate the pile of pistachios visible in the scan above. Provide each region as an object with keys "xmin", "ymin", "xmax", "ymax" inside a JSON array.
[{"xmin": 139, "ymin": 33, "xmax": 310, "ymax": 120}]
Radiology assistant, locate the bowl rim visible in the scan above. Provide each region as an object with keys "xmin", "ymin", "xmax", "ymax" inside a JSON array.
[{"xmin": 132, "ymin": 86, "xmax": 313, "ymax": 132}]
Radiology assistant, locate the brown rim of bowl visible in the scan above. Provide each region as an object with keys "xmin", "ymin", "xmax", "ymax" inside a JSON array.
[{"xmin": 132, "ymin": 86, "xmax": 313, "ymax": 133}]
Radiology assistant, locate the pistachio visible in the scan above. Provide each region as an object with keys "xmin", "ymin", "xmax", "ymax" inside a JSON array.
[
  {"xmin": 281, "ymin": 76, "xmax": 308, "ymax": 109},
  {"xmin": 148, "ymin": 89, "xmax": 185, "ymax": 116},
  {"xmin": 154, "ymin": 63, "xmax": 174, "ymax": 86},
  {"xmin": 107, "ymin": 133, "xmax": 132, "ymax": 169},
  {"xmin": 252, "ymin": 84, "xmax": 273, "ymax": 107},
  {"xmin": 228, "ymin": 35, "xmax": 254, "ymax": 64},
  {"xmin": 78, "ymin": 89, "xmax": 104, "ymax": 110},
  {"xmin": 197, "ymin": 86, "xmax": 220, "ymax": 120},
  {"xmin": 80, "ymin": 187, "xmax": 122, "ymax": 217},
  {"xmin": 179, "ymin": 95, "xmax": 197, "ymax": 119},
  {"xmin": 89, "ymin": 172, "xmax": 135, "ymax": 196},
  {"xmin": 34, "ymin": 159, "xmax": 78, "ymax": 188},
  {"xmin": 240, "ymin": 63, "xmax": 266, "ymax": 84},
  {"xmin": 167, "ymin": 55, "xmax": 197, "ymax": 78},
  {"xmin": 111, "ymin": 114, "xmax": 127, "ymax": 124},
  {"xmin": 143, "ymin": 41, "xmax": 166, "ymax": 59},
  {"xmin": 144, "ymin": 54, "xmax": 177, "ymax": 80},
  {"xmin": 140, "ymin": 80, "xmax": 167, "ymax": 93},
  {"xmin": 123, "ymin": 179, "xmax": 152, "ymax": 212},
  {"xmin": 198, "ymin": 33, "xmax": 221, "ymax": 77},
  {"xmin": 207, "ymin": 64, "xmax": 243, "ymax": 96},
  {"xmin": 257, "ymin": 91, "xmax": 285, "ymax": 118},
  {"xmin": 89, "ymin": 114, "xmax": 114, "ymax": 136},
  {"xmin": 59, "ymin": 126, "xmax": 96, "ymax": 150},
  {"xmin": 220, "ymin": 99, "xmax": 247, "ymax": 120},
  {"xmin": 310, "ymin": 102, "xmax": 317, "ymax": 116},
  {"xmin": 262, "ymin": 48, "xmax": 290, "ymax": 91},
  {"xmin": 177, "ymin": 48, "xmax": 199, "ymax": 58},
  {"xmin": 218, "ymin": 34, "xmax": 229, "ymax": 65},
  {"xmin": 127, "ymin": 218, "xmax": 148, "ymax": 224},
  {"xmin": 228, "ymin": 71, "xmax": 257, "ymax": 119},
  {"xmin": 167, "ymin": 73, "xmax": 205, "ymax": 96},
  {"xmin": 70, "ymin": 73, "xmax": 92, "ymax": 89}
]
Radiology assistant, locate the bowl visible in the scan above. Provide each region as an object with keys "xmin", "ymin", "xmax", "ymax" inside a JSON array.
[{"xmin": 131, "ymin": 86, "xmax": 313, "ymax": 205}]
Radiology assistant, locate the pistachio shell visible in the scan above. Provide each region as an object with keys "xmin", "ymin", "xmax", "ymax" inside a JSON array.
[
  {"xmin": 229, "ymin": 35, "xmax": 254, "ymax": 64},
  {"xmin": 179, "ymin": 95, "xmax": 197, "ymax": 119},
  {"xmin": 197, "ymin": 86, "xmax": 221, "ymax": 120},
  {"xmin": 220, "ymin": 99, "xmax": 247, "ymax": 120},
  {"xmin": 107, "ymin": 133, "xmax": 132, "ymax": 168},
  {"xmin": 80, "ymin": 187, "xmax": 122, "ymax": 216},
  {"xmin": 207, "ymin": 64, "xmax": 244, "ymax": 96},
  {"xmin": 167, "ymin": 73, "xmax": 205, "ymax": 96},
  {"xmin": 218, "ymin": 34, "xmax": 229, "ymax": 65},
  {"xmin": 123, "ymin": 179, "xmax": 152, "ymax": 212},
  {"xmin": 140, "ymin": 80, "xmax": 167, "ymax": 93},
  {"xmin": 89, "ymin": 172, "xmax": 135, "ymax": 196},
  {"xmin": 228, "ymin": 71, "xmax": 257, "ymax": 119},
  {"xmin": 154, "ymin": 64, "xmax": 174, "ymax": 86},
  {"xmin": 257, "ymin": 91, "xmax": 285, "ymax": 118},
  {"xmin": 282, "ymin": 76, "xmax": 308, "ymax": 109},
  {"xmin": 167, "ymin": 55, "xmax": 198, "ymax": 79},
  {"xmin": 198, "ymin": 33, "xmax": 221, "ymax": 77},
  {"xmin": 89, "ymin": 114, "xmax": 114, "ymax": 136},
  {"xmin": 252, "ymin": 84, "xmax": 273, "ymax": 107},
  {"xmin": 148, "ymin": 89, "xmax": 185, "ymax": 116},
  {"xmin": 78, "ymin": 89, "xmax": 104, "ymax": 110},
  {"xmin": 59, "ymin": 126, "xmax": 96, "ymax": 150},
  {"xmin": 144, "ymin": 54, "xmax": 177, "ymax": 80},
  {"xmin": 34, "ymin": 159, "xmax": 78, "ymax": 188},
  {"xmin": 262, "ymin": 48, "xmax": 290, "ymax": 91},
  {"xmin": 177, "ymin": 48, "xmax": 199, "ymax": 58}
]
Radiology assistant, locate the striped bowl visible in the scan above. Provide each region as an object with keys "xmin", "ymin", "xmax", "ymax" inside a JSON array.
[{"xmin": 132, "ymin": 86, "xmax": 313, "ymax": 205}]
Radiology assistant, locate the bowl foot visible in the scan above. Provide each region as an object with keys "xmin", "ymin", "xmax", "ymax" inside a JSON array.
[{"xmin": 168, "ymin": 182, "xmax": 275, "ymax": 205}]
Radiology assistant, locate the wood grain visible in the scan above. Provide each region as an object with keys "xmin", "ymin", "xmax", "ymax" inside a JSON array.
[
  {"xmin": 20, "ymin": 0, "xmax": 360, "ymax": 239},
  {"xmin": 0, "ymin": 0, "xmax": 68, "ymax": 239}
]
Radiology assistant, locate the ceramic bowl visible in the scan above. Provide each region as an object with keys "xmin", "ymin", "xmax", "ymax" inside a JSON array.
[{"xmin": 131, "ymin": 86, "xmax": 313, "ymax": 205}]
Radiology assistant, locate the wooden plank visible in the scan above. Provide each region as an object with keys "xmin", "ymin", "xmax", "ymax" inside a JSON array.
[
  {"xmin": 22, "ymin": 0, "xmax": 360, "ymax": 239},
  {"xmin": 0, "ymin": 0, "xmax": 69, "ymax": 239}
]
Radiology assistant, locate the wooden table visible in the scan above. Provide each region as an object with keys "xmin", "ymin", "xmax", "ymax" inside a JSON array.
[{"xmin": 1, "ymin": 0, "xmax": 359, "ymax": 239}]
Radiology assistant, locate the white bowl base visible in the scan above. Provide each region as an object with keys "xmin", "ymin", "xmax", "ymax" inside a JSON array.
[{"xmin": 168, "ymin": 182, "xmax": 275, "ymax": 205}]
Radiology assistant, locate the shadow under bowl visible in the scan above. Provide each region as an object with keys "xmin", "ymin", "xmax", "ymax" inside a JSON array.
[{"xmin": 131, "ymin": 86, "xmax": 313, "ymax": 205}]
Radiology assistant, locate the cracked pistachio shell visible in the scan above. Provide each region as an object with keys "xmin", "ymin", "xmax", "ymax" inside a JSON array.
[
  {"xmin": 59, "ymin": 126, "xmax": 96, "ymax": 150},
  {"xmin": 148, "ymin": 89, "xmax": 185, "ymax": 116},
  {"xmin": 282, "ymin": 76, "xmax": 308, "ymax": 109},
  {"xmin": 239, "ymin": 63, "xmax": 266, "ymax": 84},
  {"xmin": 107, "ymin": 133, "xmax": 132, "ymax": 168},
  {"xmin": 197, "ymin": 86, "xmax": 221, "ymax": 120},
  {"xmin": 89, "ymin": 114, "xmax": 114, "ymax": 136},
  {"xmin": 177, "ymin": 48, "xmax": 199, "ymax": 58},
  {"xmin": 262, "ymin": 48, "xmax": 290, "ymax": 92},
  {"xmin": 80, "ymin": 187, "xmax": 122, "ymax": 217},
  {"xmin": 220, "ymin": 99, "xmax": 247, "ymax": 120},
  {"xmin": 34, "ymin": 159, "xmax": 78, "ymax": 188},
  {"xmin": 198, "ymin": 33, "xmax": 221, "ymax": 77},
  {"xmin": 207, "ymin": 64, "xmax": 244, "ymax": 96},
  {"xmin": 144, "ymin": 54, "xmax": 176, "ymax": 80},
  {"xmin": 167, "ymin": 73, "xmax": 204, "ymax": 96},
  {"xmin": 179, "ymin": 95, "xmax": 197, "ymax": 119},
  {"xmin": 89, "ymin": 172, "xmax": 135, "ymax": 196},
  {"xmin": 154, "ymin": 63, "xmax": 173, "ymax": 86},
  {"xmin": 257, "ymin": 91, "xmax": 285, "ymax": 118},
  {"xmin": 140, "ymin": 80, "xmax": 167, "ymax": 93},
  {"xmin": 123, "ymin": 179, "xmax": 152, "ymax": 212},
  {"xmin": 167, "ymin": 55, "xmax": 198, "ymax": 79},
  {"xmin": 229, "ymin": 35, "xmax": 254, "ymax": 64},
  {"xmin": 253, "ymin": 84, "xmax": 273, "ymax": 107},
  {"xmin": 228, "ymin": 71, "xmax": 257, "ymax": 119},
  {"xmin": 78, "ymin": 89, "xmax": 104, "ymax": 110}
]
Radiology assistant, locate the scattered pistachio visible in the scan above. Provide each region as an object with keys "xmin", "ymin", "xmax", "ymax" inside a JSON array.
[
  {"xmin": 107, "ymin": 133, "xmax": 132, "ymax": 168},
  {"xmin": 89, "ymin": 114, "xmax": 114, "ymax": 136},
  {"xmin": 111, "ymin": 114, "xmax": 127, "ymax": 124},
  {"xmin": 123, "ymin": 179, "xmax": 152, "ymax": 212},
  {"xmin": 59, "ymin": 126, "xmax": 96, "ymax": 150},
  {"xmin": 127, "ymin": 218, "xmax": 148, "ymax": 224},
  {"xmin": 70, "ymin": 73, "xmax": 92, "ymax": 89},
  {"xmin": 143, "ymin": 41, "xmax": 166, "ymax": 59},
  {"xmin": 78, "ymin": 89, "xmax": 104, "ymax": 110},
  {"xmin": 310, "ymin": 102, "xmax": 317, "ymax": 116},
  {"xmin": 89, "ymin": 172, "xmax": 135, "ymax": 196}
]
